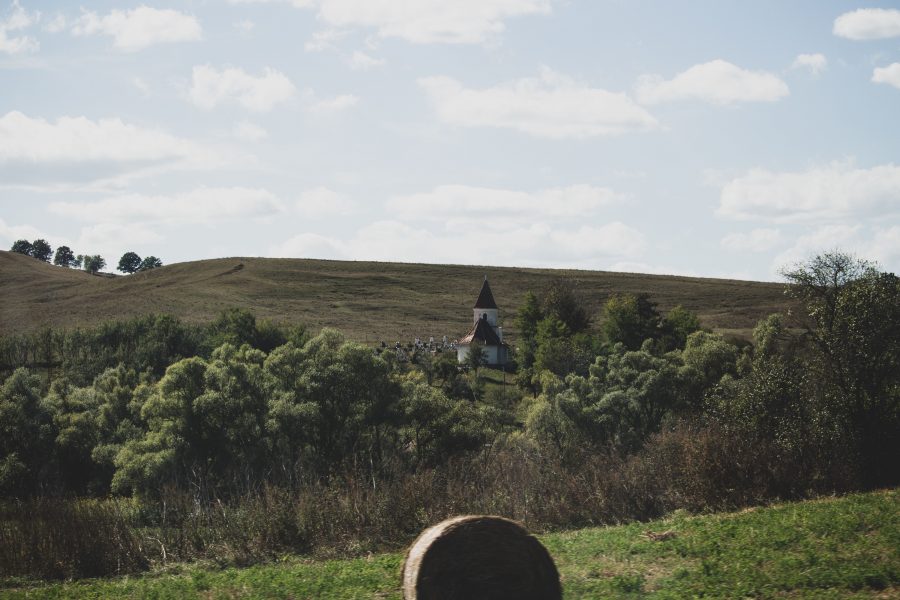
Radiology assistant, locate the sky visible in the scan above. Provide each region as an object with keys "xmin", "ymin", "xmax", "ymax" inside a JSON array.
[{"xmin": 1, "ymin": 1, "xmax": 900, "ymax": 282}]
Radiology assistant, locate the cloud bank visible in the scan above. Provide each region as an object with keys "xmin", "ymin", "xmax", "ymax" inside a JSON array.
[
  {"xmin": 419, "ymin": 68, "xmax": 658, "ymax": 138},
  {"xmin": 791, "ymin": 53, "xmax": 827, "ymax": 75},
  {"xmin": 49, "ymin": 188, "xmax": 284, "ymax": 224},
  {"xmin": 0, "ymin": 111, "xmax": 213, "ymax": 166},
  {"xmin": 71, "ymin": 6, "xmax": 202, "ymax": 52},
  {"xmin": 718, "ymin": 162, "xmax": 900, "ymax": 222},
  {"xmin": 833, "ymin": 8, "xmax": 900, "ymax": 40},
  {"xmin": 0, "ymin": 0, "xmax": 39, "ymax": 55},
  {"xmin": 873, "ymin": 63, "xmax": 900, "ymax": 90},
  {"xmin": 636, "ymin": 60, "xmax": 789, "ymax": 105},
  {"xmin": 190, "ymin": 65, "xmax": 297, "ymax": 112}
]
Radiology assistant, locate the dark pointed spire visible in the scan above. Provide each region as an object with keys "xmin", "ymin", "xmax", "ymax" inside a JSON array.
[{"xmin": 473, "ymin": 277, "xmax": 498, "ymax": 309}]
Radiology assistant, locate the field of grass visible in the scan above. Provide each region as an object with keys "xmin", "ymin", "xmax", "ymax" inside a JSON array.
[
  {"xmin": 4, "ymin": 489, "xmax": 896, "ymax": 599},
  {"xmin": 0, "ymin": 251, "xmax": 788, "ymax": 343}
]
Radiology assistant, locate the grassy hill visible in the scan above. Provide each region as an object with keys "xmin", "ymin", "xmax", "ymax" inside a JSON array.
[
  {"xmin": 4, "ymin": 489, "xmax": 897, "ymax": 598},
  {"xmin": 0, "ymin": 250, "xmax": 788, "ymax": 343}
]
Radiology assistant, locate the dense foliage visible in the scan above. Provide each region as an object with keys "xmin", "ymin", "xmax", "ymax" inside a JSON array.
[
  {"xmin": 0, "ymin": 252, "xmax": 897, "ymax": 580},
  {"xmin": 0, "ymin": 311, "xmax": 497, "ymax": 498}
]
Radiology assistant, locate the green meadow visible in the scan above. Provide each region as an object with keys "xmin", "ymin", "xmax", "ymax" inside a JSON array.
[{"xmin": 4, "ymin": 489, "xmax": 897, "ymax": 599}]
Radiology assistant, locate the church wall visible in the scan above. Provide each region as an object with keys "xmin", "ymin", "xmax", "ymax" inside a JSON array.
[{"xmin": 457, "ymin": 344, "xmax": 501, "ymax": 365}]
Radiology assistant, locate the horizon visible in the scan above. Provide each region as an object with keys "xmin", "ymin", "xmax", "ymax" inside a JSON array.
[
  {"xmin": 2, "ymin": 1, "xmax": 900, "ymax": 282},
  {"xmin": 2, "ymin": 247, "xmax": 794, "ymax": 285}
]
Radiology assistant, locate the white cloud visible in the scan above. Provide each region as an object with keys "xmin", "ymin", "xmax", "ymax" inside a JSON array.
[
  {"xmin": 718, "ymin": 162, "xmax": 900, "ymax": 223},
  {"xmin": 273, "ymin": 181, "xmax": 643, "ymax": 268},
  {"xmin": 313, "ymin": 0, "xmax": 550, "ymax": 45},
  {"xmin": 71, "ymin": 6, "xmax": 202, "ymax": 52},
  {"xmin": 48, "ymin": 188, "xmax": 285, "ymax": 225},
  {"xmin": 307, "ymin": 93, "xmax": 358, "ymax": 113},
  {"xmin": 636, "ymin": 59, "xmax": 789, "ymax": 106},
  {"xmin": 43, "ymin": 12, "xmax": 66, "ymax": 33},
  {"xmin": 77, "ymin": 222, "xmax": 164, "ymax": 251},
  {"xmin": 271, "ymin": 219, "xmax": 645, "ymax": 268},
  {"xmin": 0, "ymin": 110, "xmax": 217, "ymax": 167},
  {"xmin": 869, "ymin": 226, "xmax": 900, "ymax": 267},
  {"xmin": 551, "ymin": 222, "xmax": 646, "ymax": 259},
  {"xmin": 833, "ymin": 8, "xmax": 900, "ymax": 40},
  {"xmin": 720, "ymin": 228, "xmax": 782, "ymax": 252},
  {"xmin": 347, "ymin": 50, "xmax": 384, "ymax": 70},
  {"xmin": 772, "ymin": 224, "xmax": 864, "ymax": 273},
  {"xmin": 228, "ymin": 0, "xmax": 314, "ymax": 6},
  {"xmin": 419, "ymin": 68, "xmax": 659, "ymax": 139},
  {"xmin": 873, "ymin": 63, "xmax": 900, "ymax": 90},
  {"xmin": 791, "ymin": 53, "xmax": 827, "ymax": 75},
  {"xmin": 0, "ymin": 217, "xmax": 45, "ymax": 245},
  {"xmin": 234, "ymin": 19, "xmax": 255, "ymax": 34},
  {"xmin": 304, "ymin": 28, "xmax": 346, "ymax": 52},
  {"xmin": 771, "ymin": 224, "xmax": 900, "ymax": 276},
  {"xmin": 241, "ymin": 0, "xmax": 549, "ymax": 45},
  {"xmin": 273, "ymin": 232, "xmax": 347, "ymax": 259},
  {"xmin": 189, "ymin": 65, "xmax": 296, "ymax": 112},
  {"xmin": 131, "ymin": 76, "xmax": 150, "ymax": 95},
  {"xmin": 0, "ymin": 0, "xmax": 39, "ymax": 55},
  {"xmin": 233, "ymin": 120, "xmax": 268, "ymax": 142},
  {"xmin": 387, "ymin": 184, "xmax": 622, "ymax": 222},
  {"xmin": 295, "ymin": 186, "xmax": 357, "ymax": 217}
]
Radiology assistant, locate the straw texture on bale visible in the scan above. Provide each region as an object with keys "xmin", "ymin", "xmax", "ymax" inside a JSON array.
[{"xmin": 402, "ymin": 515, "xmax": 561, "ymax": 600}]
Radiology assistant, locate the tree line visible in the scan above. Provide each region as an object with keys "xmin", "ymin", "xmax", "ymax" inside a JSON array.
[
  {"xmin": 0, "ymin": 252, "xmax": 896, "ymax": 521},
  {"xmin": 9, "ymin": 239, "xmax": 162, "ymax": 274}
]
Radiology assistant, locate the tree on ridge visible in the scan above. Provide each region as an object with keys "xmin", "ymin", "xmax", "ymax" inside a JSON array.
[{"xmin": 117, "ymin": 252, "xmax": 142, "ymax": 274}]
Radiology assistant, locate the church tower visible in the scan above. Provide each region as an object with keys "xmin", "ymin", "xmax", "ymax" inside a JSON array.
[
  {"xmin": 473, "ymin": 276, "xmax": 501, "ymax": 340},
  {"xmin": 457, "ymin": 276, "xmax": 508, "ymax": 366}
]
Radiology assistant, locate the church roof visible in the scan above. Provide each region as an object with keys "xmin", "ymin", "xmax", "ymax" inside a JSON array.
[
  {"xmin": 459, "ymin": 317, "xmax": 503, "ymax": 346},
  {"xmin": 473, "ymin": 277, "xmax": 498, "ymax": 309}
]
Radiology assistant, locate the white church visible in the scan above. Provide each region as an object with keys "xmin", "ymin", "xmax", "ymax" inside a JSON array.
[{"xmin": 456, "ymin": 277, "xmax": 509, "ymax": 367}]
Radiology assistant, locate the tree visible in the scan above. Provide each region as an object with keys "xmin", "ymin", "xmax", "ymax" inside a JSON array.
[
  {"xmin": 660, "ymin": 305, "xmax": 701, "ymax": 351},
  {"xmin": 117, "ymin": 252, "xmax": 142, "ymax": 274},
  {"xmin": 525, "ymin": 396, "xmax": 581, "ymax": 461},
  {"xmin": 53, "ymin": 245, "xmax": 77, "ymax": 268},
  {"xmin": 533, "ymin": 317, "xmax": 574, "ymax": 376},
  {"xmin": 42, "ymin": 380, "xmax": 102, "ymax": 494},
  {"xmin": 541, "ymin": 278, "xmax": 591, "ymax": 334},
  {"xmin": 138, "ymin": 256, "xmax": 163, "ymax": 271},
  {"xmin": 0, "ymin": 368, "xmax": 55, "ymax": 495},
  {"xmin": 31, "ymin": 239, "xmax": 52, "ymax": 262},
  {"xmin": 782, "ymin": 251, "xmax": 900, "ymax": 485},
  {"xmin": 208, "ymin": 308, "xmax": 258, "ymax": 350},
  {"xmin": 74, "ymin": 254, "xmax": 84, "ymax": 269},
  {"xmin": 465, "ymin": 341, "xmax": 488, "ymax": 375},
  {"xmin": 83, "ymin": 255, "xmax": 106, "ymax": 274},
  {"xmin": 601, "ymin": 293, "xmax": 661, "ymax": 350},
  {"xmin": 681, "ymin": 331, "xmax": 738, "ymax": 388},
  {"xmin": 10, "ymin": 240, "xmax": 33, "ymax": 256},
  {"xmin": 398, "ymin": 383, "xmax": 487, "ymax": 466},
  {"xmin": 782, "ymin": 253, "xmax": 900, "ymax": 404},
  {"xmin": 569, "ymin": 345, "xmax": 689, "ymax": 451},
  {"xmin": 264, "ymin": 329, "xmax": 400, "ymax": 474},
  {"xmin": 515, "ymin": 292, "xmax": 543, "ymax": 368}
]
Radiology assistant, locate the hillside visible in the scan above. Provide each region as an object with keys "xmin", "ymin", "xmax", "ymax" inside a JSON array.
[{"xmin": 0, "ymin": 251, "xmax": 788, "ymax": 342}]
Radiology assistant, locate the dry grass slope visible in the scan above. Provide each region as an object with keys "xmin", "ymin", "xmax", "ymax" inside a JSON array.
[{"xmin": 0, "ymin": 251, "xmax": 788, "ymax": 343}]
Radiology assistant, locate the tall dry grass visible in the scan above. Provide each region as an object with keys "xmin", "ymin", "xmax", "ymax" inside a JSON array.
[{"xmin": 0, "ymin": 420, "xmax": 858, "ymax": 580}]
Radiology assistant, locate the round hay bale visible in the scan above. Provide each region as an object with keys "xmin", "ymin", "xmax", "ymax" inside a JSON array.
[{"xmin": 402, "ymin": 515, "xmax": 561, "ymax": 600}]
